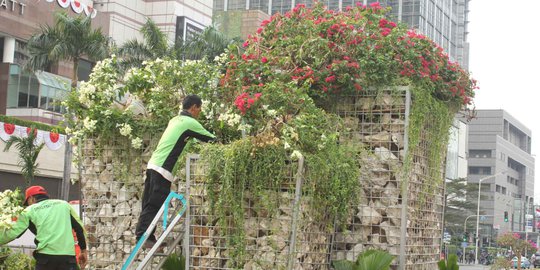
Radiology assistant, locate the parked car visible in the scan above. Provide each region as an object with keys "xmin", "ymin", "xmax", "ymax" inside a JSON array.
[
  {"xmin": 533, "ymin": 253, "xmax": 540, "ymax": 267},
  {"xmin": 512, "ymin": 256, "xmax": 532, "ymax": 269}
]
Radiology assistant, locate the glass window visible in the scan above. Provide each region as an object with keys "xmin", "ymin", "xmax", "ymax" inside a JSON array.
[
  {"xmin": 18, "ymin": 74, "xmax": 30, "ymax": 107},
  {"xmin": 0, "ymin": 37, "xmax": 4, "ymax": 58},
  {"xmin": 469, "ymin": 150, "xmax": 491, "ymax": 158},
  {"xmin": 214, "ymin": 0, "xmax": 224, "ymax": 11},
  {"xmin": 77, "ymin": 59, "xmax": 94, "ymax": 82},
  {"xmin": 469, "ymin": 166, "xmax": 492, "ymax": 175},
  {"xmin": 40, "ymin": 86, "xmax": 49, "ymax": 109},
  {"xmin": 228, "ymin": 0, "xmax": 246, "ymax": 10},
  {"xmin": 7, "ymin": 65, "xmax": 20, "ymax": 108},
  {"xmin": 29, "ymin": 77, "xmax": 39, "ymax": 108}
]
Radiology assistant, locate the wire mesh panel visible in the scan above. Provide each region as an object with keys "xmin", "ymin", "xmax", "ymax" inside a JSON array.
[
  {"xmin": 185, "ymin": 155, "xmax": 333, "ymax": 269},
  {"xmin": 330, "ymin": 89, "xmax": 408, "ymax": 268},
  {"xmin": 80, "ymin": 138, "xmax": 184, "ymax": 269},
  {"xmin": 330, "ymin": 87, "xmax": 446, "ymax": 269},
  {"xmin": 403, "ymin": 97, "xmax": 446, "ymax": 270}
]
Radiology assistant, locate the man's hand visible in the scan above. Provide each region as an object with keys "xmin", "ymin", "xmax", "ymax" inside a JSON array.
[{"xmin": 78, "ymin": 249, "xmax": 88, "ymax": 269}]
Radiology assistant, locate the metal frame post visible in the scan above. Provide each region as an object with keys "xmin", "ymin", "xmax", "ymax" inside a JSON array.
[
  {"xmin": 398, "ymin": 89, "xmax": 411, "ymax": 270},
  {"xmin": 287, "ymin": 156, "xmax": 305, "ymax": 270}
]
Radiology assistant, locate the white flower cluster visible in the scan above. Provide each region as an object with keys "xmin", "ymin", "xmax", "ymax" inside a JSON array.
[
  {"xmin": 214, "ymin": 52, "xmax": 229, "ymax": 65},
  {"xmin": 261, "ymin": 105, "xmax": 277, "ymax": 118},
  {"xmin": 290, "ymin": 150, "xmax": 303, "ymax": 160},
  {"xmin": 0, "ymin": 189, "xmax": 24, "ymax": 232},
  {"xmin": 131, "ymin": 137, "xmax": 143, "ymax": 149},
  {"xmin": 218, "ymin": 110, "xmax": 242, "ymax": 127},
  {"xmin": 83, "ymin": 117, "xmax": 97, "ymax": 132},
  {"xmin": 116, "ymin": 123, "xmax": 143, "ymax": 149},
  {"xmin": 78, "ymin": 82, "xmax": 96, "ymax": 106},
  {"xmin": 117, "ymin": 123, "xmax": 132, "ymax": 137}
]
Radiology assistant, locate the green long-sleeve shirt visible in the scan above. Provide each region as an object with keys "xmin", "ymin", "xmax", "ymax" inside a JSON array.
[
  {"xmin": 147, "ymin": 111, "xmax": 215, "ymax": 181},
  {"xmin": 0, "ymin": 199, "xmax": 86, "ymax": 256}
]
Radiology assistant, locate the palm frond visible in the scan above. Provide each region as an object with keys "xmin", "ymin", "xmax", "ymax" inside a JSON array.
[
  {"xmin": 141, "ymin": 18, "xmax": 168, "ymax": 56},
  {"xmin": 3, "ymin": 129, "xmax": 44, "ymax": 186},
  {"xmin": 356, "ymin": 250, "xmax": 394, "ymax": 270}
]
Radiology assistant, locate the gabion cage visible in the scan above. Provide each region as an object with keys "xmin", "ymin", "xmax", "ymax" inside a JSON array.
[
  {"xmin": 329, "ymin": 87, "xmax": 446, "ymax": 270},
  {"xmin": 80, "ymin": 138, "xmax": 185, "ymax": 269},
  {"xmin": 184, "ymin": 155, "xmax": 334, "ymax": 269},
  {"xmin": 79, "ymin": 87, "xmax": 448, "ymax": 270}
]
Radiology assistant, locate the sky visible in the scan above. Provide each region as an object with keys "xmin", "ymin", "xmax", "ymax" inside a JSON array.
[{"xmin": 467, "ymin": 0, "xmax": 540, "ymax": 199}]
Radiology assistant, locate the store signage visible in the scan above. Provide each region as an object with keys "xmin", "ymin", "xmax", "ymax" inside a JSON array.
[
  {"xmin": 0, "ymin": 0, "xmax": 27, "ymax": 15},
  {"xmin": 45, "ymin": 0, "xmax": 97, "ymax": 18},
  {"xmin": 1, "ymin": 0, "xmax": 97, "ymax": 17}
]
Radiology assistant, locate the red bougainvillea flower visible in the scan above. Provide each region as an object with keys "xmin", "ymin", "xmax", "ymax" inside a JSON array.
[
  {"xmin": 234, "ymin": 92, "xmax": 262, "ymax": 115},
  {"xmin": 222, "ymin": 2, "xmax": 475, "ymax": 108}
]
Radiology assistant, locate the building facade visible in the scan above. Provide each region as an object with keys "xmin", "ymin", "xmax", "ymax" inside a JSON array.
[
  {"xmin": 213, "ymin": 0, "xmax": 470, "ymax": 69},
  {"xmin": 91, "ymin": 0, "xmax": 212, "ymax": 46},
  {"xmin": 1, "ymin": 0, "xmax": 213, "ymax": 123},
  {"xmin": 466, "ymin": 110, "xmax": 535, "ymax": 239},
  {"xmin": 445, "ymin": 118, "xmax": 468, "ymax": 182},
  {"xmin": 1, "ymin": 0, "xmax": 212, "ymax": 198}
]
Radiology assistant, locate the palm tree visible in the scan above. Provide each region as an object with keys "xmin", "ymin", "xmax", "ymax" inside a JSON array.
[
  {"xmin": 118, "ymin": 18, "xmax": 169, "ymax": 71},
  {"xmin": 118, "ymin": 19, "xmax": 238, "ymax": 70},
  {"xmin": 25, "ymin": 11, "xmax": 108, "ymax": 199},
  {"xmin": 3, "ymin": 128, "xmax": 45, "ymax": 187},
  {"xmin": 26, "ymin": 11, "xmax": 109, "ymax": 88},
  {"xmin": 180, "ymin": 25, "xmax": 240, "ymax": 60}
]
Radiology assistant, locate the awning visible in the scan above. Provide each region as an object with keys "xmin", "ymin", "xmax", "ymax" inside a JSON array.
[{"xmin": 34, "ymin": 71, "xmax": 71, "ymax": 91}]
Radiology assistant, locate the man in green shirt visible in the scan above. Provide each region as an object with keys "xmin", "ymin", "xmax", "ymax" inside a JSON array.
[
  {"xmin": 135, "ymin": 94, "xmax": 215, "ymax": 248},
  {"xmin": 0, "ymin": 186, "xmax": 87, "ymax": 270}
]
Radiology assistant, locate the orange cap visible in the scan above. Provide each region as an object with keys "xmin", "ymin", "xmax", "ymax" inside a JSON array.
[{"xmin": 24, "ymin": 186, "xmax": 48, "ymax": 205}]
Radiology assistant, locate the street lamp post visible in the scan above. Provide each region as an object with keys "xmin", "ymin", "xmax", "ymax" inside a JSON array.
[{"xmin": 475, "ymin": 171, "xmax": 506, "ymax": 265}]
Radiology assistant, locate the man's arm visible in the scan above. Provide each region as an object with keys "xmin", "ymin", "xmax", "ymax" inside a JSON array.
[
  {"xmin": 0, "ymin": 211, "xmax": 30, "ymax": 245},
  {"xmin": 69, "ymin": 206, "xmax": 87, "ymax": 250},
  {"xmin": 186, "ymin": 119, "xmax": 216, "ymax": 142},
  {"xmin": 69, "ymin": 205, "xmax": 88, "ymax": 269}
]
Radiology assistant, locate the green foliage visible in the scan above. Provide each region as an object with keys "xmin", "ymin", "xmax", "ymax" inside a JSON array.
[
  {"xmin": 491, "ymin": 257, "xmax": 512, "ymax": 270},
  {"xmin": 64, "ymin": 56, "xmax": 221, "ymax": 148},
  {"xmin": 405, "ymin": 86, "xmax": 454, "ymax": 204},
  {"xmin": 2, "ymin": 252, "xmax": 34, "ymax": 270},
  {"xmin": 355, "ymin": 249, "xmax": 395, "ymax": 270},
  {"xmin": 161, "ymin": 253, "xmax": 185, "ymax": 270},
  {"xmin": 3, "ymin": 128, "xmax": 45, "ymax": 187},
  {"xmin": 438, "ymin": 254, "xmax": 459, "ymax": 270},
  {"xmin": 444, "ymin": 177, "xmax": 485, "ymax": 237},
  {"xmin": 181, "ymin": 25, "xmax": 241, "ymax": 60},
  {"xmin": 0, "ymin": 115, "xmax": 65, "ymax": 134},
  {"xmin": 0, "ymin": 246, "xmax": 11, "ymax": 265},
  {"xmin": 118, "ymin": 19, "xmax": 237, "ymax": 71},
  {"xmin": 497, "ymin": 232, "xmax": 536, "ymax": 270},
  {"xmin": 118, "ymin": 19, "xmax": 170, "ymax": 71},
  {"xmin": 332, "ymin": 249, "xmax": 395, "ymax": 270},
  {"xmin": 332, "ymin": 260, "xmax": 355, "ymax": 270}
]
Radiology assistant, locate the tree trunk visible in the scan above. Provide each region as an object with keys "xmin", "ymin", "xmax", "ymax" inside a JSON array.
[{"xmin": 61, "ymin": 59, "xmax": 78, "ymax": 200}]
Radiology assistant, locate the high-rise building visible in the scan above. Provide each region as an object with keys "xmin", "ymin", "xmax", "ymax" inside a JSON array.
[
  {"xmin": 213, "ymin": 0, "xmax": 470, "ymax": 69},
  {"xmin": 465, "ymin": 110, "xmax": 535, "ymax": 238}
]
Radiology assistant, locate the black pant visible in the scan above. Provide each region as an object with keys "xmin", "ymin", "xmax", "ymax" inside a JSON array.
[
  {"xmin": 34, "ymin": 253, "xmax": 77, "ymax": 270},
  {"xmin": 135, "ymin": 169, "xmax": 172, "ymax": 241}
]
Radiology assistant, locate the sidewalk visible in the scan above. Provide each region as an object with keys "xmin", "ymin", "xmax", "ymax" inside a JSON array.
[{"xmin": 458, "ymin": 264, "xmax": 490, "ymax": 270}]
